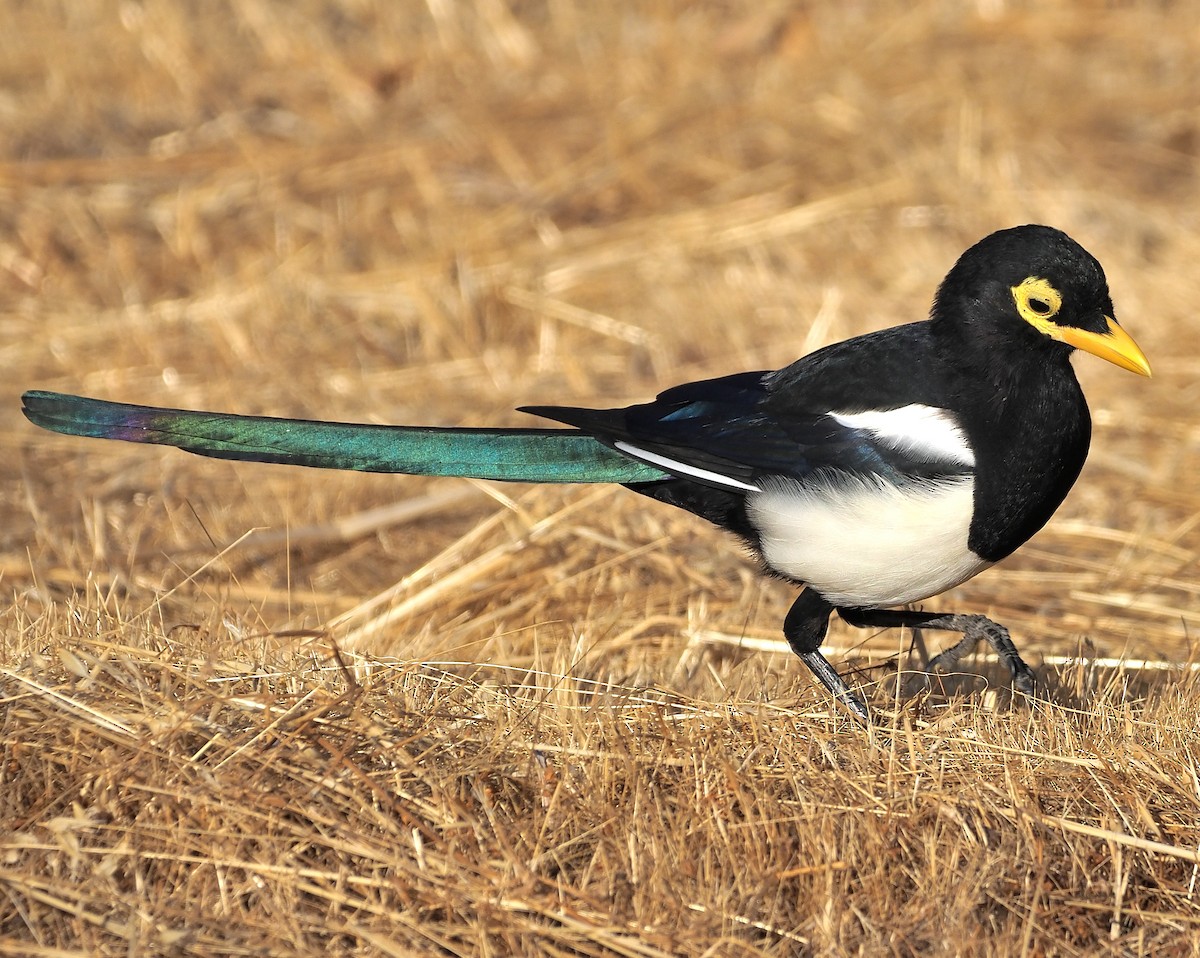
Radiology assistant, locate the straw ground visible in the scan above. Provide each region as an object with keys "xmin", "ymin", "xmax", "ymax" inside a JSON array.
[{"xmin": 3, "ymin": 3, "xmax": 1200, "ymax": 955}]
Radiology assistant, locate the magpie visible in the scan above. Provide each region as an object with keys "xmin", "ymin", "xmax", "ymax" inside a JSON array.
[{"xmin": 21, "ymin": 225, "xmax": 1151, "ymax": 721}]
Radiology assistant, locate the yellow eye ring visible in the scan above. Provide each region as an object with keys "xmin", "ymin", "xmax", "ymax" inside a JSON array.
[{"xmin": 1011, "ymin": 276, "xmax": 1063, "ymax": 335}]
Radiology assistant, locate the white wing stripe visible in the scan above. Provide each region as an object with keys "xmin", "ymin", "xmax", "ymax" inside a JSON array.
[
  {"xmin": 613, "ymin": 441, "xmax": 761, "ymax": 492},
  {"xmin": 829, "ymin": 404, "xmax": 974, "ymax": 467}
]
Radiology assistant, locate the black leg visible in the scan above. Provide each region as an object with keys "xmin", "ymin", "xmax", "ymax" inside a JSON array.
[
  {"xmin": 784, "ymin": 590, "xmax": 872, "ymax": 723},
  {"xmin": 836, "ymin": 607, "xmax": 1036, "ymax": 695}
]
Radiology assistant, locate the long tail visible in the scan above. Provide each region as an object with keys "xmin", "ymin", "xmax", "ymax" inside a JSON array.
[{"xmin": 21, "ymin": 391, "xmax": 668, "ymax": 484}]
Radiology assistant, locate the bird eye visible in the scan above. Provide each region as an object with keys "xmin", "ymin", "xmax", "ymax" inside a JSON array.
[{"xmin": 1011, "ymin": 276, "xmax": 1063, "ymax": 330}]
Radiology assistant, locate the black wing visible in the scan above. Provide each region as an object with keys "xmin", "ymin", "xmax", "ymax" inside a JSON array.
[{"xmin": 522, "ymin": 323, "xmax": 972, "ymax": 492}]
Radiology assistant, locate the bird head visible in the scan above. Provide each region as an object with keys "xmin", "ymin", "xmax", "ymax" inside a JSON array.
[{"xmin": 931, "ymin": 225, "xmax": 1151, "ymax": 378}]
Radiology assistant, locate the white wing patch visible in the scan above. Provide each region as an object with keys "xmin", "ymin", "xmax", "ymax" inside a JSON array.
[
  {"xmin": 830, "ymin": 404, "xmax": 974, "ymax": 468},
  {"xmin": 746, "ymin": 473, "xmax": 988, "ymax": 607},
  {"xmin": 613, "ymin": 440, "xmax": 761, "ymax": 492}
]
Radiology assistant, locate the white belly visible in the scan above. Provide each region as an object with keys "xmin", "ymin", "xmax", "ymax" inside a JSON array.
[{"xmin": 745, "ymin": 474, "xmax": 989, "ymax": 607}]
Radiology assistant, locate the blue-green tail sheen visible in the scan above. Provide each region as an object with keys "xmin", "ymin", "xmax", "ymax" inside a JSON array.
[{"xmin": 21, "ymin": 391, "xmax": 668, "ymax": 484}]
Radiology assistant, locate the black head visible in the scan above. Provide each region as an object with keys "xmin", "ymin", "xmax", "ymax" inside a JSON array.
[{"xmin": 931, "ymin": 225, "xmax": 1150, "ymax": 377}]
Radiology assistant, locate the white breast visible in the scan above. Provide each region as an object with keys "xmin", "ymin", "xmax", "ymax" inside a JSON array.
[{"xmin": 745, "ymin": 474, "xmax": 989, "ymax": 607}]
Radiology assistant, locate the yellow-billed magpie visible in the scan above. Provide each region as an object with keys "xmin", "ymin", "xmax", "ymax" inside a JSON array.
[{"xmin": 22, "ymin": 225, "xmax": 1150, "ymax": 721}]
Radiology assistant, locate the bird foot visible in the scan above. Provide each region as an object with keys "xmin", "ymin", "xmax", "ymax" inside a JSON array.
[
  {"xmin": 923, "ymin": 614, "xmax": 1036, "ymax": 696},
  {"xmin": 797, "ymin": 651, "xmax": 872, "ymax": 725}
]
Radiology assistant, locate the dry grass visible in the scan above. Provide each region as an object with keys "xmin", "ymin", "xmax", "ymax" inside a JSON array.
[{"xmin": 3, "ymin": 2, "xmax": 1200, "ymax": 954}]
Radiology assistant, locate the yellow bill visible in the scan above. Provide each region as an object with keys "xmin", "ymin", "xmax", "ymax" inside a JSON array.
[{"xmin": 1055, "ymin": 317, "xmax": 1151, "ymax": 377}]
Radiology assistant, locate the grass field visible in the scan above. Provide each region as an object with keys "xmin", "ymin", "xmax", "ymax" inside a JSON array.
[{"xmin": 4, "ymin": 2, "xmax": 1200, "ymax": 955}]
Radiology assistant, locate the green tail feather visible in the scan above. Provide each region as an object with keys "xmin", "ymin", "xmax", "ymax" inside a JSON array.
[{"xmin": 21, "ymin": 391, "xmax": 668, "ymax": 484}]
